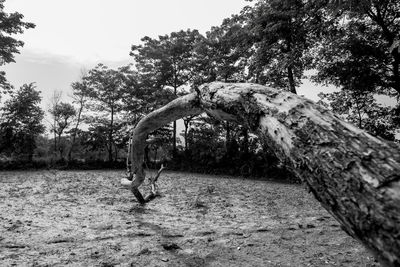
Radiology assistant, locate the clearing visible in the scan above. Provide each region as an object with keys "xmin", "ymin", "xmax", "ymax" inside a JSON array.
[{"xmin": 0, "ymin": 170, "xmax": 378, "ymax": 266}]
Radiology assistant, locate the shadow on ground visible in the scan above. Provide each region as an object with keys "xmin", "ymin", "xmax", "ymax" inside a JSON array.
[{"xmin": 0, "ymin": 170, "xmax": 378, "ymax": 266}]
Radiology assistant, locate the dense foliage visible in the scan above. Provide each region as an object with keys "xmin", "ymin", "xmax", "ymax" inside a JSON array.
[
  {"xmin": 0, "ymin": 83, "xmax": 45, "ymax": 161},
  {"xmin": 0, "ymin": 0, "xmax": 399, "ymax": 179},
  {"xmin": 0, "ymin": 0, "xmax": 34, "ymax": 96}
]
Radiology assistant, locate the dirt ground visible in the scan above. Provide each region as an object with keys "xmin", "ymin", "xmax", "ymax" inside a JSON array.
[{"xmin": 0, "ymin": 170, "xmax": 379, "ymax": 267}]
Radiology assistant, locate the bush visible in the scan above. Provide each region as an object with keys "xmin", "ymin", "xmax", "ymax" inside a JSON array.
[{"xmin": 0, "ymin": 158, "xmax": 49, "ymax": 170}]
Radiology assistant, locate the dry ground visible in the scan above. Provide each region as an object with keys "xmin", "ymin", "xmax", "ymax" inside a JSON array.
[{"xmin": 0, "ymin": 170, "xmax": 378, "ymax": 266}]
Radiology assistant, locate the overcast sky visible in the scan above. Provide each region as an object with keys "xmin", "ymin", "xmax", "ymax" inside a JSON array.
[{"xmin": 2, "ymin": 0, "xmax": 250, "ymax": 104}]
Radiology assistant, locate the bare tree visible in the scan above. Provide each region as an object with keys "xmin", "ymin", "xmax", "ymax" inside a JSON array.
[
  {"xmin": 48, "ymin": 90, "xmax": 62, "ymax": 158},
  {"xmin": 68, "ymin": 69, "xmax": 88, "ymax": 162}
]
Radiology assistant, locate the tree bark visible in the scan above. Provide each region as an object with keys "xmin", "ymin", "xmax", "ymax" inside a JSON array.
[{"xmin": 126, "ymin": 82, "xmax": 400, "ymax": 267}]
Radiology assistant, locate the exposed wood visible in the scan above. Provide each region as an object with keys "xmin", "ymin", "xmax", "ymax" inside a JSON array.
[
  {"xmin": 127, "ymin": 93, "xmax": 202, "ymax": 203},
  {"xmin": 151, "ymin": 164, "xmax": 166, "ymax": 184},
  {"xmin": 125, "ymin": 82, "xmax": 400, "ymax": 266}
]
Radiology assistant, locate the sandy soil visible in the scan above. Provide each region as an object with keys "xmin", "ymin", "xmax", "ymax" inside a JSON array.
[{"xmin": 0, "ymin": 170, "xmax": 379, "ymax": 267}]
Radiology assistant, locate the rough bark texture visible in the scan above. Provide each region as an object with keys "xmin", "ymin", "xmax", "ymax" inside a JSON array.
[
  {"xmin": 128, "ymin": 93, "xmax": 202, "ymax": 202},
  {"xmin": 127, "ymin": 82, "xmax": 400, "ymax": 267}
]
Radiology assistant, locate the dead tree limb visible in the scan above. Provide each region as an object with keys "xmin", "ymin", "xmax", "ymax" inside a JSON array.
[
  {"xmin": 124, "ymin": 82, "xmax": 400, "ymax": 266},
  {"xmin": 125, "ymin": 93, "xmax": 202, "ymax": 203}
]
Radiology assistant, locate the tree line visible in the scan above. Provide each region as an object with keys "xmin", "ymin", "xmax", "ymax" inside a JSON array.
[{"xmin": 0, "ymin": 0, "xmax": 399, "ymax": 177}]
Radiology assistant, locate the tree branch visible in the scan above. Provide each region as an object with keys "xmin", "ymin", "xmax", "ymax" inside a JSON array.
[{"xmin": 125, "ymin": 82, "xmax": 400, "ymax": 266}]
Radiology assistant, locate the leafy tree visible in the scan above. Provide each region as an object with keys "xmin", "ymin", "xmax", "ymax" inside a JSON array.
[
  {"xmin": 193, "ymin": 18, "xmax": 250, "ymax": 84},
  {"xmin": 130, "ymin": 29, "xmax": 203, "ymax": 156},
  {"xmin": 314, "ymin": 0, "xmax": 400, "ymax": 96},
  {"xmin": 68, "ymin": 72, "xmax": 89, "ymax": 161},
  {"xmin": 0, "ymin": 83, "xmax": 44, "ymax": 161},
  {"xmin": 147, "ymin": 125, "xmax": 173, "ymax": 164},
  {"xmin": 311, "ymin": 0, "xmax": 399, "ymax": 140},
  {"xmin": 117, "ymin": 65, "xmax": 171, "ymax": 131},
  {"xmin": 48, "ymin": 101, "xmax": 76, "ymax": 159},
  {"xmin": 79, "ymin": 124, "xmax": 108, "ymax": 160},
  {"xmin": 83, "ymin": 64, "xmax": 131, "ymax": 162},
  {"xmin": 0, "ymin": 0, "xmax": 35, "ymax": 96},
  {"xmin": 186, "ymin": 116, "xmax": 226, "ymax": 168},
  {"xmin": 240, "ymin": 0, "xmax": 326, "ymax": 93},
  {"xmin": 182, "ymin": 115, "xmax": 198, "ymax": 151},
  {"xmin": 318, "ymin": 90, "xmax": 395, "ymax": 140},
  {"xmin": 48, "ymin": 90, "xmax": 62, "ymax": 155}
]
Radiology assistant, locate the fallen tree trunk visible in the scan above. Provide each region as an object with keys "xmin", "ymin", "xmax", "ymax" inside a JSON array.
[{"xmin": 126, "ymin": 82, "xmax": 400, "ymax": 266}]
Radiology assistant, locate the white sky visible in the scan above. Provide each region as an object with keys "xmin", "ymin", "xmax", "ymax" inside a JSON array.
[
  {"xmin": 2, "ymin": 0, "xmax": 250, "ymax": 105},
  {"xmin": 5, "ymin": 0, "xmax": 250, "ymax": 63}
]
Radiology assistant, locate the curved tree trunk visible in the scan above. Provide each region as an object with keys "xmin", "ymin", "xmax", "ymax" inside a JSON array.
[{"xmin": 125, "ymin": 82, "xmax": 400, "ymax": 267}]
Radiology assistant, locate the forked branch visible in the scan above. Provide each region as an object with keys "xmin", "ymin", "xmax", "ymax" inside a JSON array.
[{"xmin": 126, "ymin": 93, "xmax": 202, "ymax": 204}]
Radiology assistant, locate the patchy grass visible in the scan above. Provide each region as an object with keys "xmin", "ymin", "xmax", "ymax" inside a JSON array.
[{"xmin": 0, "ymin": 170, "xmax": 378, "ymax": 266}]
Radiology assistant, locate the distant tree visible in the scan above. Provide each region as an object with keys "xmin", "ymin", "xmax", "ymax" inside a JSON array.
[
  {"xmin": 0, "ymin": 0, "xmax": 35, "ymax": 97},
  {"xmin": 147, "ymin": 125, "xmax": 173, "ymax": 164},
  {"xmin": 193, "ymin": 18, "xmax": 250, "ymax": 84},
  {"xmin": 311, "ymin": 0, "xmax": 400, "ymax": 141},
  {"xmin": 182, "ymin": 115, "xmax": 198, "ymax": 151},
  {"xmin": 48, "ymin": 102, "xmax": 76, "ymax": 159},
  {"xmin": 130, "ymin": 29, "xmax": 203, "ymax": 156},
  {"xmin": 80, "ymin": 124, "xmax": 108, "ymax": 160},
  {"xmin": 83, "ymin": 64, "xmax": 131, "ymax": 162},
  {"xmin": 192, "ymin": 19, "xmax": 256, "ymax": 154},
  {"xmin": 313, "ymin": 0, "xmax": 400, "ymax": 97},
  {"xmin": 318, "ymin": 90, "xmax": 396, "ymax": 140},
  {"xmin": 67, "ymin": 71, "xmax": 89, "ymax": 161},
  {"xmin": 240, "ymin": 0, "xmax": 326, "ymax": 93},
  {"xmin": 34, "ymin": 134, "xmax": 51, "ymax": 159},
  {"xmin": 116, "ymin": 65, "xmax": 165, "ymax": 126},
  {"xmin": 186, "ymin": 117, "xmax": 226, "ymax": 167},
  {"xmin": 48, "ymin": 90, "xmax": 62, "ymax": 156},
  {"xmin": 0, "ymin": 83, "xmax": 44, "ymax": 161}
]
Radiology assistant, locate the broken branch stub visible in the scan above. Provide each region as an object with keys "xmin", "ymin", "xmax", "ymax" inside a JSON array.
[{"xmin": 127, "ymin": 82, "xmax": 400, "ymax": 266}]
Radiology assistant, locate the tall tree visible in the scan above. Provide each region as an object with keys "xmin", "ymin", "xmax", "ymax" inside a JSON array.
[
  {"xmin": 130, "ymin": 29, "xmax": 203, "ymax": 156},
  {"xmin": 68, "ymin": 71, "xmax": 88, "ymax": 162},
  {"xmin": 48, "ymin": 90, "xmax": 62, "ymax": 156},
  {"xmin": 311, "ymin": 0, "xmax": 400, "ymax": 141},
  {"xmin": 238, "ymin": 0, "xmax": 325, "ymax": 93},
  {"xmin": 48, "ymin": 102, "xmax": 76, "ymax": 159},
  {"xmin": 318, "ymin": 90, "xmax": 396, "ymax": 140},
  {"xmin": 0, "ymin": 83, "xmax": 44, "ymax": 161},
  {"xmin": 0, "ymin": 0, "xmax": 35, "ymax": 97},
  {"xmin": 314, "ymin": 0, "xmax": 400, "ymax": 97},
  {"xmin": 83, "ymin": 64, "xmax": 130, "ymax": 162},
  {"xmin": 193, "ymin": 18, "xmax": 250, "ymax": 84}
]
